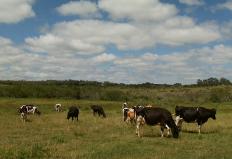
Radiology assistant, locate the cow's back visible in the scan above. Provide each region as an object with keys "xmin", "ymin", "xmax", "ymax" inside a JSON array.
[{"xmin": 143, "ymin": 107, "xmax": 172, "ymax": 125}]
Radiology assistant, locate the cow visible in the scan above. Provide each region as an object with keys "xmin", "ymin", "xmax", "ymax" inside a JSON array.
[
  {"xmin": 90, "ymin": 105, "xmax": 106, "ymax": 118},
  {"xmin": 19, "ymin": 105, "xmax": 41, "ymax": 115},
  {"xmin": 122, "ymin": 107, "xmax": 130, "ymax": 121},
  {"xmin": 122, "ymin": 103, "xmax": 128, "ymax": 119},
  {"xmin": 54, "ymin": 104, "xmax": 62, "ymax": 112},
  {"xmin": 125, "ymin": 108, "xmax": 136, "ymax": 124},
  {"xmin": 134, "ymin": 107, "xmax": 179, "ymax": 138},
  {"xmin": 122, "ymin": 102, "xmax": 130, "ymax": 121},
  {"xmin": 175, "ymin": 106, "xmax": 216, "ymax": 134},
  {"xmin": 67, "ymin": 106, "xmax": 79, "ymax": 121}
]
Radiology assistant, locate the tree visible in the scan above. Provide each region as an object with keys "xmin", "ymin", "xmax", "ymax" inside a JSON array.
[{"xmin": 220, "ymin": 77, "xmax": 231, "ymax": 85}]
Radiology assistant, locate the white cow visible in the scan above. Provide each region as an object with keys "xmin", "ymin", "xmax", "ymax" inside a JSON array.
[{"xmin": 55, "ymin": 104, "xmax": 62, "ymax": 112}]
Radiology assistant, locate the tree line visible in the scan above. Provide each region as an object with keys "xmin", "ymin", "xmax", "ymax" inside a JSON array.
[
  {"xmin": 197, "ymin": 77, "xmax": 231, "ymax": 86},
  {"xmin": 0, "ymin": 78, "xmax": 231, "ymax": 102}
]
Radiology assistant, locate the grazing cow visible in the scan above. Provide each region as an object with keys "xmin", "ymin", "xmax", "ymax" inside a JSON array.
[
  {"xmin": 90, "ymin": 105, "xmax": 106, "ymax": 118},
  {"xmin": 67, "ymin": 106, "xmax": 79, "ymax": 121},
  {"xmin": 175, "ymin": 106, "xmax": 216, "ymax": 134},
  {"xmin": 134, "ymin": 107, "xmax": 179, "ymax": 138},
  {"xmin": 54, "ymin": 104, "xmax": 62, "ymax": 112},
  {"xmin": 19, "ymin": 105, "xmax": 41, "ymax": 115}
]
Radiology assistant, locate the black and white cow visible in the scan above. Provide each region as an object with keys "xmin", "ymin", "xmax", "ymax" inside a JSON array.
[
  {"xmin": 175, "ymin": 106, "xmax": 216, "ymax": 134},
  {"xmin": 54, "ymin": 103, "xmax": 62, "ymax": 112},
  {"xmin": 122, "ymin": 102, "xmax": 129, "ymax": 121},
  {"xmin": 134, "ymin": 107, "xmax": 179, "ymax": 138},
  {"xmin": 67, "ymin": 106, "xmax": 79, "ymax": 121},
  {"xmin": 90, "ymin": 105, "xmax": 106, "ymax": 118},
  {"xmin": 19, "ymin": 105, "xmax": 41, "ymax": 115}
]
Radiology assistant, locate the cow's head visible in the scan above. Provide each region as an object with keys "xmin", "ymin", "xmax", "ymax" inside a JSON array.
[
  {"xmin": 133, "ymin": 106, "xmax": 145, "ymax": 117},
  {"xmin": 175, "ymin": 115, "xmax": 184, "ymax": 131},
  {"xmin": 211, "ymin": 108, "xmax": 216, "ymax": 120},
  {"xmin": 175, "ymin": 106, "xmax": 182, "ymax": 116},
  {"xmin": 67, "ymin": 114, "xmax": 70, "ymax": 120},
  {"xmin": 36, "ymin": 110, "xmax": 41, "ymax": 115}
]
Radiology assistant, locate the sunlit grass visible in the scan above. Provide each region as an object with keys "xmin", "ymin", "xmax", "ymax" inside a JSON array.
[{"xmin": 0, "ymin": 98, "xmax": 231, "ymax": 159}]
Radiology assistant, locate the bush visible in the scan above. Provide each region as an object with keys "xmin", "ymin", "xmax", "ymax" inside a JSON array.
[
  {"xmin": 101, "ymin": 90, "xmax": 126, "ymax": 101},
  {"xmin": 210, "ymin": 87, "xmax": 232, "ymax": 103}
]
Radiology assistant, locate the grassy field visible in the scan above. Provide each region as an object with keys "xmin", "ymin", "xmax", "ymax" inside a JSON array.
[{"xmin": 0, "ymin": 98, "xmax": 232, "ymax": 159}]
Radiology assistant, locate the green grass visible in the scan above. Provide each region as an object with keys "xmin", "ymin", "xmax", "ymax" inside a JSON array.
[{"xmin": 0, "ymin": 98, "xmax": 231, "ymax": 159}]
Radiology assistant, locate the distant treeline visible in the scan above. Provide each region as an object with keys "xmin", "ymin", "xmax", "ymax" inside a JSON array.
[
  {"xmin": 0, "ymin": 77, "xmax": 231, "ymax": 87},
  {"xmin": 0, "ymin": 78, "xmax": 231, "ymax": 103},
  {"xmin": 197, "ymin": 77, "xmax": 231, "ymax": 86}
]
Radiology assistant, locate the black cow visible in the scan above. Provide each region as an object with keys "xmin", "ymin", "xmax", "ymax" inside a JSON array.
[
  {"xmin": 175, "ymin": 106, "xmax": 216, "ymax": 134},
  {"xmin": 134, "ymin": 107, "xmax": 179, "ymax": 138},
  {"xmin": 67, "ymin": 106, "xmax": 79, "ymax": 121},
  {"xmin": 90, "ymin": 105, "xmax": 106, "ymax": 118}
]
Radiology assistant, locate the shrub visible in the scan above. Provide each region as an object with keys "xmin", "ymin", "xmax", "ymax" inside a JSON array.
[{"xmin": 210, "ymin": 87, "xmax": 232, "ymax": 103}]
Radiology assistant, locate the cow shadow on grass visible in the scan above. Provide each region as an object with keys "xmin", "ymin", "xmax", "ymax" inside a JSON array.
[
  {"xmin": 143, "ymin": 134, "xmax": 160, "ymax": 138},
  {"xmin": 142, "ymin": 132, "xmax": 171, "ymax": 138},
  {"xmin": 181, "ymin": 129, "xmax": 219, "ymax": 134}
]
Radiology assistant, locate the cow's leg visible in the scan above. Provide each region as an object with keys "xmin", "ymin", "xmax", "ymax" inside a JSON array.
[
  {"xmin": 136, "ymin": 116, "xmax": 143, "ymax": 137},
  {"xmin": 197, "ymin": 120, "xmax": 202, "ymax": 134},
  {"xmin": 123, "ymin": 115, "xmax": 127, "ymax": 121},
  {"xmin": 133, "ymin": 118, "xmax": 136, "ymax": 124},
  {"xmin": 198, "ymin": 124, "xmax": 201, "ymax": 134},
  {"xmin": 165, "ymin": 124, "xmax": 170, "ymax": 136},
  {"xmin": 136, "ymin": 123, "xmax": 143, "ymax": 137},
  {"xmin": 160, "ymin": 126, "xmax": 165, "ymax": 137},
  {"xmin": 125, "ymin": 117, "xmax": 130, "ymax": 124},
  {"xmin": 32, "ymin": 108, "xmax": 36, "ymax": 114}
]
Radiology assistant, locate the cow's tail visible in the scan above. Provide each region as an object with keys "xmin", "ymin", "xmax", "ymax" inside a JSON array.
[{"xmin": 167, "ymin": 117, "xmax": 179, "ymax": 138}]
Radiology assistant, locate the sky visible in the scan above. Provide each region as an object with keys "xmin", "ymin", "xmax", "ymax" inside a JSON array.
[{"xmin": 0, "ymin": 0, "xmax": 232, "ymax": 84}]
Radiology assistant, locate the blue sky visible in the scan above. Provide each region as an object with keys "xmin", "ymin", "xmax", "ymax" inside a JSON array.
[{"xmin": 0, "ymin": 0, "xmax": 232, "ymax": 84}]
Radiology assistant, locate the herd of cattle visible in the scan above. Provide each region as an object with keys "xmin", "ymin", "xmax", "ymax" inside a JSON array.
[{"xmin": 18, "ymin": 102, "xmax": 217, "ymax": 138}]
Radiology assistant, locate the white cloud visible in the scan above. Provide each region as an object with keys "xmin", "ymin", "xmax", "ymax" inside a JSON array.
[
  {"xmin": 57, "ymin": 1, "xmax": 100, "ymax": 17},
  {"xmin": 220, "ymin": 21, "xmax": 232, "ymax": 38},
  {"xmin": 0, "ymin": 0, "xmax": 35, "ymax": 23},
  {"xmin": 25, "ymin": 17, "xmax": 221, "ymax": 56},
  {"xmin": 179, "ymin": 0, "xmax": 204, "ymax": 6},
  {"xmin": 25, "ymin": 20, "xmax": 154, "ymax": 55},
  {"xmin": 25, "ymin": 1, "xmax": 222, "ymax": 57},
  {"xmin": 216, "ymin": 1, "xmax": 232, "ymax": 11},
  {"xmin": 1, "ymin": 36, "xmax": 232, "ymax": 83},
  {"xmin": 152, "ymin": 19, "xmax": 221, "ymax": 45},
  {"xmin": 92, "ymin": 53, "xmax": 116, "ymax": 63},
  {"xmin": 99, "ymin": 0, "xmax": 178, "ymax": 22},
  {"xmin": 110, "ymin": 44, "xmax": 232, "ymax": 83}
]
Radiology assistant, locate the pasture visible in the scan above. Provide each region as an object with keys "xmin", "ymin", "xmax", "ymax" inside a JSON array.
[{"xmin": 0, "ymin": 98, "xmax": 232, "ymax": 159}]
